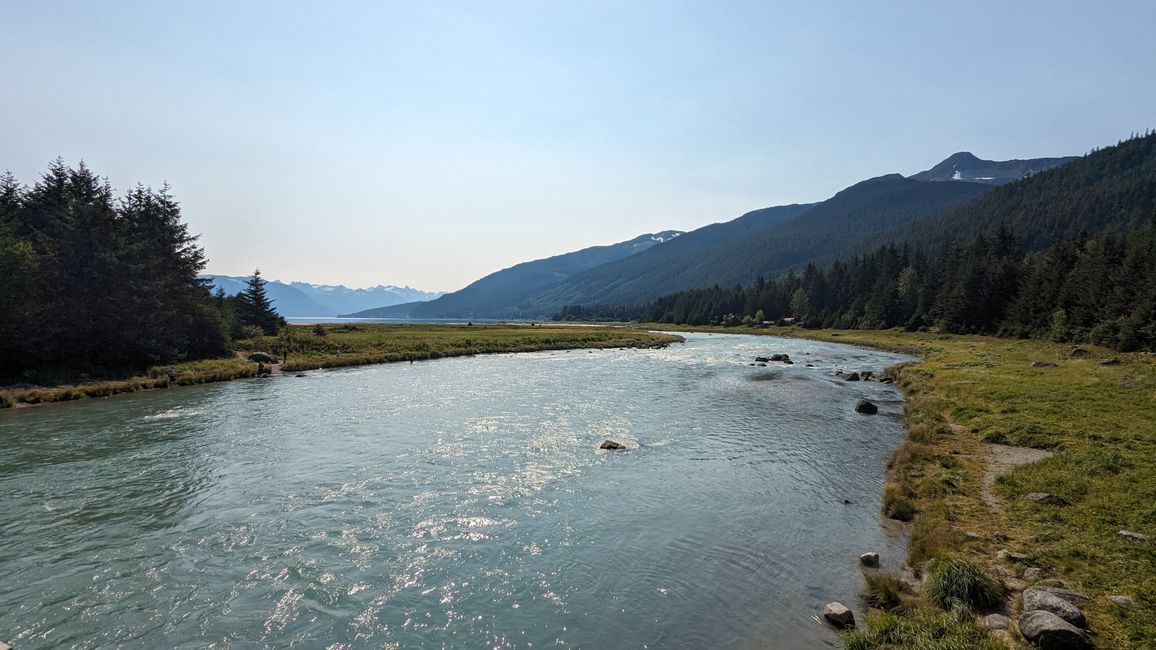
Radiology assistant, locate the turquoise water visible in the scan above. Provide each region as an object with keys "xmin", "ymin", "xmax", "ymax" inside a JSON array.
[{"xmin": 0, "ymin": 333, "xmax": 910, "ymax": 649}]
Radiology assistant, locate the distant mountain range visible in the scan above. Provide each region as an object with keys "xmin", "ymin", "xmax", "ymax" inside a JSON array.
[
  {"xmin": 201, "ymin": 275, "xmax": 445, "ymax": 317},
  {"xmin": 345, "ymin": 150, "xmax": 1080, "ymax": 320},
  {"xmin": 345, "ymin": 231, "xmax": 683, "ymax": 319}
]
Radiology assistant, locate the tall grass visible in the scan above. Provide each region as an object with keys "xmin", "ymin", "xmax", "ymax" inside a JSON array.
[{"xmin": 924, "ymin": 555, "xmax": 1007, "ymax": 612}]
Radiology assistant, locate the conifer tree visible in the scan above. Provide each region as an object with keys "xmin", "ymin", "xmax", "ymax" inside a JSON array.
[{"xmin": 234, "ymin": 268, "xmax": 285, "ymax": 335}]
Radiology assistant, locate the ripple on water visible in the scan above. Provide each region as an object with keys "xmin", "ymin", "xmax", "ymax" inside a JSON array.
[{"xmin": 0, "ymin": 333, "xmax": 910, "ymax": 649}]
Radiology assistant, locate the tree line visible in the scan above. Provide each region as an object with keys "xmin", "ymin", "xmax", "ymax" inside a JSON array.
[
  {"xmin": 638, "ymin": 218, "xmax": 1156, "ymax": 351},
  {"xmin": 0, "ymin": 160, "xmax": 284, "ymax": 381}
]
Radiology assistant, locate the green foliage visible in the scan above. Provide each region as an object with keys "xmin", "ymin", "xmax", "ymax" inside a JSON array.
[
  {"xmin": 841, "ymin": 606, "xmax": 1005, "ymax": 650},
  {"xmin": 923, "ymin": 555, "xmax": 1006, "ymax": 611},
  {"xmin": 644, "ymin": 215, "xmax": 1156, "ymax": 351},
  {"xmin": 862, "ymin": 570, "xmax": 912, "ymax": 611},
  {"xmin": 232, "ymin": 268, "xmax": 285, "ymax": 336},
  {"xmin": 0, "ymin": 160, "xmax": 230, "ymax": 379}
]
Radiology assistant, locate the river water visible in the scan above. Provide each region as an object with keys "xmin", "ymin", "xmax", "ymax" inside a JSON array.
[{"xmin": 0, "ymin": 333, "xmax": 910, "ymax": 649}]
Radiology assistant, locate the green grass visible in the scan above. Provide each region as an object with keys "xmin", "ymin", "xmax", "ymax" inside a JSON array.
[
  {"xmin": 862, "ymin": 570, "xmax": 914, "ymax": 611},
  {"xmin": 924, "ymin": 555, "xmax": 1007, "ymax": 611},
  {"xmin": 841, "ymin": 606, "xmax": 1007, "ymax": 650},
  {"xmin": 1, "ymin": 324, "xmax": 681, "ymax": 408}
]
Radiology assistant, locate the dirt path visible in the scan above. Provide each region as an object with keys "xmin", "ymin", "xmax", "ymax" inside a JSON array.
[{"xmin": 981, "ymin": 443, "xmax": 1053, "ymax": 511}]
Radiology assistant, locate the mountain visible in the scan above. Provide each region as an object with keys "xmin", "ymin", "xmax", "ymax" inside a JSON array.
[
  {"xmin": 202, "ymin": 275, "xmax": 445, "ymax": 317},
  {"xmin": 343, "ymin": 231, "xmax": 683, "ymax": 319},
  {"xmin": 350, "ymin": 150, "xmax": 1081, "ymax": 320},
  {"xmin": 911, "ymin": 151, "xmax": 1077, "ymax": 185},
  {"xmin": 898, "ymin": 133, "xmax": 1156, "ymax": 252},
  {"xmin": 522, "ymin": 175, "xmax": 992, "ymax": 314},
  {"xmin": 288, "ymin": 282, "xmax": 445, "ymax": 316}
]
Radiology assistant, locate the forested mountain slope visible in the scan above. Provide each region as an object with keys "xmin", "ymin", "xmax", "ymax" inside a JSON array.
[
  {"xmin": 345, "ymin": 231, "xmax": 682, "ymax": 318},
  {"xmin": 525, "ymin": 176, "xmax": 991, "ymax": 314},
  {"xmin": 897, "ymin": 133, "xmax": 1156, "ymax": 252}
]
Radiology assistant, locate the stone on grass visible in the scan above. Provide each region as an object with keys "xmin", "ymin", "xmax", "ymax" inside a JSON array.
[
  {"xmin": 859, "ymin": 552, "xmax": 880, "ymax": 568},
  {"xmin": 1024, "ymin": 567, "xmax": 1042, "ymax": 581},
  {"xmin": 1032, "ymin": 361, "xmax": 1058, "ymax": 368},
  {"xmin": 855, "ymin": 400, "xmax": 878, "ymax": 415},
  {"xmin": 1018, "ymin": 610, "xmax": 1090, "ymax": 649},
  {"xmin": 823, "ymin": 602, "xmax": 855, "ymax": 628},
  {"xmin": 1032, "ymin": 586, "xmax": 1090, "ymax": 605},
  {"xmin": 599, "ymin": 440, "xmax": 626, "ymax": 450},
  {"xmin": 1023, "ymin": 588, "xmax": 1087, "ymax": 628},
  {"xmin": 1027, "ymin": 492, "xmax": 1054, "ymax": 502},
  {"xmin": 1118, "ymin": 530, "xmax": 1149, "ymax": 541},
  {"xmin": 985, "ymin": 613, "xmax": 1013, "ymax": 630},
  {"xmin": 1068, "ymin": 347, "xmax": 1090, "ymax": 358},
  {"xmin": 1099, "ymin": 358, "xmax": 1121, "ymax": 366},
  {"xmin": 1110, "ymin": 595, "xmax": 1135, "ymax": 606}
]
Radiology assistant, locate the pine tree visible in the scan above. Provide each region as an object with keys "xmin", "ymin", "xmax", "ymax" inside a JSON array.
[{"xmin": 234, "ymin": 269, "xmax": 285, "ymax": 335}]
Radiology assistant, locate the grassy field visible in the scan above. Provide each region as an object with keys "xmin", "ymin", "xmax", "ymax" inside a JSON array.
[
  {"xmin": 0, "ymin": 324, "xmax": 681, "ymax": 408},
  {"xmin": 639, "ymin": 324, "xmax": 1155, "ymax": 648}
]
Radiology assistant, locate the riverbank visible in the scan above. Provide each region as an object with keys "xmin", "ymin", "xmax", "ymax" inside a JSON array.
[
  {"xmin": 0, "ymin": 324, "xmax": 682, "ymax": 409},
  {"xmin": 640, "ymin": 324, "xmax": 1155, "ymax": 647}
]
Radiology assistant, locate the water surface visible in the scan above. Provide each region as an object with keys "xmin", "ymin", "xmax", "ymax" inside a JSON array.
[{"xmin": 0, "ymin": 333, "xmax": 910, "ymax": 648}]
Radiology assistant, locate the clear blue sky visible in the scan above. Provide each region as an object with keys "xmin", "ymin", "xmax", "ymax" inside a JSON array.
[{"xmin": 3, "ymin": 1, "xmax": 1154, "ymax": 290}]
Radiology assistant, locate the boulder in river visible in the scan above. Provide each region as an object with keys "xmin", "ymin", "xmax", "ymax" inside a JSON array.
[
  {"xmin": 600, "ymin": 440, "xmax": 626, "ymax": 450},
  {"xmin": 855, "ymin": 400, "xmax": 878, "ymax": 415},
  {"xmin": 755, "ymin": 356, "xmax": 770, "ymax": 363},
  {"xmin": 823, "ymin": 602, "xmax": 855, "ymax": 628},
  {"xmin": 1018, "ymin": 610, "xmax": 1090, "ymax": 649},
  {"xmin": 859, "ymin": 552, "xmax": 880, "ymax": 567},
  {"xmin": 844, "ymin": 372, "xmax": 861, "ymax": 381}
]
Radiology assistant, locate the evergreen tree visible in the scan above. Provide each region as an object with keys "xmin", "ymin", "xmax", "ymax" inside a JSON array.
[{"xmin": 234, "ymin": 268, "xmax": 285, "ymax": 335}]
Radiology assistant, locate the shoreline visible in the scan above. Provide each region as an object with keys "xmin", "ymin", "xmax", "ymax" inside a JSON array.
[
  {"xmin": 0, "ymin": 324, "xmax": 682, "ymax": 411},
  {"xmin": 639, "ymin": 324, "xmax": 1154, "ymax": 647}
]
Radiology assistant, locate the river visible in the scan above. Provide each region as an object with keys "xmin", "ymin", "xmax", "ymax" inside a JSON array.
[{"xmin": 0, "ymin": 333, "xmax": 910, "ymax": 649}]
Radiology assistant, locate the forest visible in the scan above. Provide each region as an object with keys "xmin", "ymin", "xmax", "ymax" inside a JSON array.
[
  {"xmin": 0, "ymin": 160, "xmax": 283, "ymax": 381},
  {"xmin": 638, "ymin": 219, "xmax": 1156, "ymax": 351}
]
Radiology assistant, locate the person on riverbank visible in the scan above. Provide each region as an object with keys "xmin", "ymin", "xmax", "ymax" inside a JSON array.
[
  {"xmin": 257, "ymin": 361, "xmax": 266, "ymax": 377},
  {"xmin": 167, "ymin": 366, "xmax": 176, "ymax": 385}
]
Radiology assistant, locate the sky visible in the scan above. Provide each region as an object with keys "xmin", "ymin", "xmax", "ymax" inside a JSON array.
[{"xmin": 3, "ymin": 1, "xmax": 1155, "ymax": 291}]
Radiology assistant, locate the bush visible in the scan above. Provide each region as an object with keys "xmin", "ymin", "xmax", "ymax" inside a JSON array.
[
  {"xmin": 924, "ymin": 555, "xmax": 1006, "ymax": 611},
  {"xmin": 862, "ymin": 570, "xmax": 911, "ymax": 610},
  {"xmin": 883, "ymin": 482, "xmax": 918, "ymax": 521}
]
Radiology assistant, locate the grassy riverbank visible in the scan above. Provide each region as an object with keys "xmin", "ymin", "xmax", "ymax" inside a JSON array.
[
  {"xmin": 641, "ymin": 324, "xmax": 1155, "ymax": 647},
  {"xmin": 0, "ymin": 324, "xmax": 681, "ymax": 409}
]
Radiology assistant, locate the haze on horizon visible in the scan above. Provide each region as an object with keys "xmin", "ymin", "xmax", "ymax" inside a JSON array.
[{"xmin": 3, "ymin": 1, "xmax": 1154, "ymax": 292}]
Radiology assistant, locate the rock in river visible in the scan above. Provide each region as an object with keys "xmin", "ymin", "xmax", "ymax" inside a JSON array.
[
  {"xmin": 600, "ymin": 440, "xmax": 626, "ymax": 450},
  {"xmin": 823, "ymin": 602, "xmax": 855, "ymax": 628},
  {"xmin": 855, "ymin": 400, "xmax": 878, "ymax": 415},
  {"xmin": 859, "ymin": 552, "xmax": 880, "ymax": 567}
]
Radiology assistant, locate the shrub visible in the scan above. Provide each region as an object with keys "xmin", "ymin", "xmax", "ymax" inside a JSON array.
[
  {"xmin": 883, "ymin": 482, "xmax": 917, "ymax": 521},
  {"xmin": 862, "ymin": 570, "xmax": 911, "ymax": 611},
  {"xmin": 924, "ymin": 555, "xmax": 1006, "ymax": 611}
]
